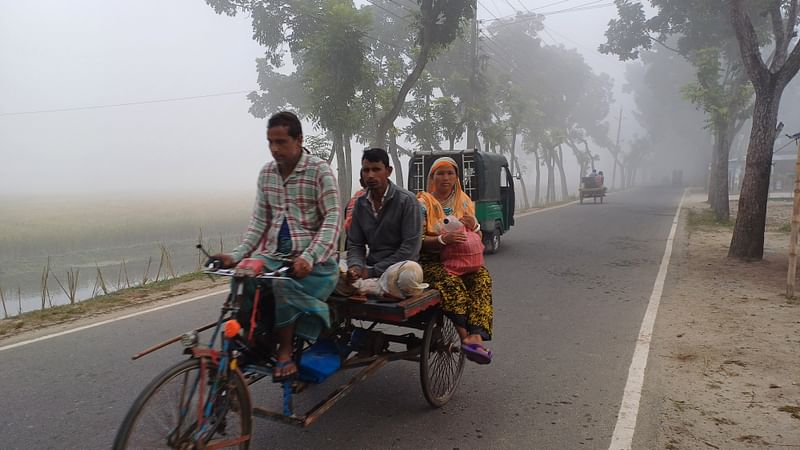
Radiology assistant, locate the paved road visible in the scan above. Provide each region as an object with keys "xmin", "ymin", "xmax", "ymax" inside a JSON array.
[{"xmin": 0, "ymin": 186, "xmax": 684, "ymax": 449}]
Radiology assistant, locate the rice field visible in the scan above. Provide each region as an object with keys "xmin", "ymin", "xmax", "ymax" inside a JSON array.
[{"xmin": 0, "ymin": 191, "xmax": 256, "ymax": 315}]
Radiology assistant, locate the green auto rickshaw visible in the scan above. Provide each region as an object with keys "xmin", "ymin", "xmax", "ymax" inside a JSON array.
[{"xmin": 407, "ymin": 149, "xmax": 515, "ymax": 254}]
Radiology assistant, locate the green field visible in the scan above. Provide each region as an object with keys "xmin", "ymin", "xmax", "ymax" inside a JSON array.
[{"xmin": 0, "ymin": 192, "xmax": 255, "ymax": 314}]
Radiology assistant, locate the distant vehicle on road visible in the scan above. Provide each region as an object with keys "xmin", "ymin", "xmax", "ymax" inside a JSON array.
[
  {"xmin": 407, "ymin": 149, "xmax": 515, "ymax": 254},
  {"xmin": 579, "ymin": 176, "xmax": 606, "ymax": 204}
]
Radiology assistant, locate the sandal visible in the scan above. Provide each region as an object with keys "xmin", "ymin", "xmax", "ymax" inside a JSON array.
[
  {"xmin": 461, "ymin": 343, "xmax": 493, "ymax": 365},
  {"xmin": 272, "ymin": 360, "xmax": 298, "ymax": 382}
]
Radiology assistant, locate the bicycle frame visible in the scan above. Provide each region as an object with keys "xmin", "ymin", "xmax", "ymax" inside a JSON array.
[{"xmin": 127, "ymin": 266, "xmax": 294, "ymax": 446}]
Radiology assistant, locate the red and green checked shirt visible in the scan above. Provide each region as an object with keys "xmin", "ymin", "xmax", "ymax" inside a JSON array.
[{"xmin": 232, "ymin": 151, "xmax": 340, "ymax": 266}]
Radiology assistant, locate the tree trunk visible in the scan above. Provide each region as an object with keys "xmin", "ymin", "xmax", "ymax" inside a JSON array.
[
  {"xmin": 513, "ymin": 155, "xmax": 530, "ymax": 209},
  {"xmin": 728, "ymin": 0, "xmax": 800, "ymax": 259},
  {"xmin": 544, "ymin": 149, "xmax": 555, "ymax": 203},
  {"xmin": 611, "ymin": 153, "xmax": 618, "ymax": 189},
  {"xmin": 556, "ymin": 145, "xmax": 569, "ymax": 200},
  {"xmin": 509, "ymin": 127, "xmax": 518, "ymax": 175},
  {"xmin": 343, "ymin": 135, "xmax": 354, "ymax": 197},
  {"xmin": 710, "ymin": 125, "xmax": 733, "ymax": 221},
  {"xmin": 374, "ymin": 4, "xmax": 434, "ymax": 149},
  {"xmin": 333, "ymin": 134, "xmax": 348, "ymax": 201},
  {"xmin": 708, "ymin": 137, "xmax": 719, "ymax": 207},
  {"xmin": 565, "ymin": 138, "xmax": 588, "ymax": 177},
  {"xmin": 583, "ymin": 140, "xmax": 595, "ymax": 172},
  {"xmin": 728, "ymin": 89, "xmax": 782, "ymax": 259},
  {"xmin": 389, "ymin": 132, "xmax": 404, "ymax": 188},
  {"xmin": 533, "ymin": 147, "xmax": 541, "ymax": 207}
]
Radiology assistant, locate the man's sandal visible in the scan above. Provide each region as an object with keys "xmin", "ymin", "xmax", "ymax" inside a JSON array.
[{"xmin": 272, "ymin": 360, "xmax": 299, "ymax": 382}]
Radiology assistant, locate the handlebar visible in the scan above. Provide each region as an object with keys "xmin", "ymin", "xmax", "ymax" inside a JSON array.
[{"xmin": 203, "ymin": 263, "xmax": 292, "ymax": 280}]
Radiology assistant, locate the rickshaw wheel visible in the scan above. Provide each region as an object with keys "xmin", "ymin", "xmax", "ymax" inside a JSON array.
[
  {"xmin": 484, "ymin": 225, "xmax": 501, "ymax": 254},
  {"xmin": 420, "ymin": 310, "xmax": 465, "ymax": 408},
  {"xmin": 114, "ymin": 358, "xmax": 252, "ymax": 450}
]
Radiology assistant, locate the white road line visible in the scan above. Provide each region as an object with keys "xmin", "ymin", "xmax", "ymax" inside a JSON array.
[
  {"xmin": 514, "ymin": 200, "xmax": 578, "ymax": 219},
  {"xmin": 0, "ymin": 289, "xmax": 228, "ymax": 353},
  {"xmin": 609, "ymin": 189, "xmax": 687, "ymax": 450}
]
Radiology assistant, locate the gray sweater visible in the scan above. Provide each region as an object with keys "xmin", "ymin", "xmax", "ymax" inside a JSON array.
[{"xmin": 346, "ymin": 182, "xmax": 422, "ymax": 277}]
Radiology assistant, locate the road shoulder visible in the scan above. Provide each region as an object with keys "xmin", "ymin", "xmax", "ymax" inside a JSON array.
[
  {"xmin": 641, "ymin": 194, "xmax": 800, "ymax": 449},
  {"xmin": 0, "ymin": 277, "xmax": 226, "ymax": 347}
]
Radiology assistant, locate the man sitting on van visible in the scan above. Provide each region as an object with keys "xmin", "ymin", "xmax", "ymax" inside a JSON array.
[{"xmin": 346, "ymin": 148, "xmax": 422, "ymax": 286}]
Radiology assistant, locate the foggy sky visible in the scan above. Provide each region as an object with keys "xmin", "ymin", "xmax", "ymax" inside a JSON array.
[{"xmin": 0, "ymin": 0, "xmax": 632, "ymax": 196}]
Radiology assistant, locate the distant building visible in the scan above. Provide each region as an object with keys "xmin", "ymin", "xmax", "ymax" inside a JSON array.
[{"xmin": 729, "ymin": 153, "xmax": 797, "ymax": 193}]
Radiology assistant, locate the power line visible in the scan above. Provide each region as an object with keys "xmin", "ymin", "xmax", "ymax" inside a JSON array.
[
  {"xmin": 363, "ymin": 0, "xmax": 413, "ymax": 25},
  {"xmin": 774, "ymin": 138, "xmax": 797, "ymax": 154},
  {"xmin": 480, "ymin": 29, "xmax": 540, "ymax": 76},
  {"xmin": 0, "ymin": 90, "xmax": 253, "ymax": 117},
  {"xmin": 478, "ymin": 0, "xmax": 502, "ymax": 20},
  {"xmin": 540, "ymin": 0, "xmax": 612, "ymax": 15},
  {"xmin": 516, "ymin": 0, "xmax": 532, "ymax": 13},
  {"xmin": 529, "ymin": 0, "xmax": 577, "ymax": 11},
  {"xmin": 542, "ymin": 23, "xmax": 596, "ymax": 53},
  {"xmin": 483, "ymin": 0, "xmax": 612, "ymax": 24}
]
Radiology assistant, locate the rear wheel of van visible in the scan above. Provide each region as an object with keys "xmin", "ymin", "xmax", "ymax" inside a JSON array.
[{"xmin": 484, "ymin": 223, "xmax": 501, "ymax": 254}]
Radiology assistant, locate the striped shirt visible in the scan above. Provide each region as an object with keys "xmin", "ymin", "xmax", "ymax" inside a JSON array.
[{"xmin": 231, "ymin": 150, "xmax": 340, "ymax": 266}]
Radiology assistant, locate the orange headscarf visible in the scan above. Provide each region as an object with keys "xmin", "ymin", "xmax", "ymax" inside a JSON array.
[{"xmin": 417, "ymin": 157, "xmax": 475, "ymax": 235}]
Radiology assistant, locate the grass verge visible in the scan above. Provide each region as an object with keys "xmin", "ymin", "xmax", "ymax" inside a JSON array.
[
  {"xmin": 687, "ymin": 208, "xmax": 733, "ymax": 232},
  {"xmin": 0, "ymin": 271, "xmax": 224, "ymax": 339}
]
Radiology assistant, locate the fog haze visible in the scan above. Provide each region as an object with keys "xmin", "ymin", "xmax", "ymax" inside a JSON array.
[{"xmin": 1, "ymin": 0, "xmax": 634, "ymax": 196}]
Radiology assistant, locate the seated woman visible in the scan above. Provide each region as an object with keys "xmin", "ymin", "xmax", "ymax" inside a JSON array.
[{"xmin": 417, "ymin": 157, "xmax": 493, "ymax": 364}]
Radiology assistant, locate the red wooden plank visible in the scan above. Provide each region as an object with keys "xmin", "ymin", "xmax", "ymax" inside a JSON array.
[{"xmin": 327, "ymin": 289, "xmax": 441, "ymax": 323}]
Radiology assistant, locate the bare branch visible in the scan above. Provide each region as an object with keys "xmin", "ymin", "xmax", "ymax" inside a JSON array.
[
  {"xmin": 730, "ymin": 0, "xmax": 769, "ymax": 89},
  {"xmin": 647, "ymin": 36, "xmax": 684, "ymax": 58},
  {"xmin": 780, "ymin": 34, "xmax": 800, "ymax": 86},
  {"xmin": 770, "ymin": 1, "xmax": 788, "ymax": 69},
  {"xmin": 786, "ymin": 0, "xmax": 799, "ymax": 50}
]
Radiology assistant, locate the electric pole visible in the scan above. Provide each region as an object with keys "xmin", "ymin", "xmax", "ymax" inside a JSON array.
[{"xmin": 466, "ymin": 4, "xmax": 478, "ymax": 149}]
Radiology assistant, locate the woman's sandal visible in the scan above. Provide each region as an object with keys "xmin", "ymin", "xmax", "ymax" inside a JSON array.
[
  {"xmin": 273, "ymin": 360, "xmax": 299, "ymax": 382},
  {"xmin": 461, "ymin": 343, "xmax": 493, "ymax": 365}
]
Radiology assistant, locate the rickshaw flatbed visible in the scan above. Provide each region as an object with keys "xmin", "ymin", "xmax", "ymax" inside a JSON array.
[{"xmin": 327, "ymin": 289, "xmax": 442, "ymax": 324}]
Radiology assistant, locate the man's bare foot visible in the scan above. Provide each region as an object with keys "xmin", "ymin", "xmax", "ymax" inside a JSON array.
[{"xmin": 273, "ymin": 352, "xmax": 298, "ymax": 380}]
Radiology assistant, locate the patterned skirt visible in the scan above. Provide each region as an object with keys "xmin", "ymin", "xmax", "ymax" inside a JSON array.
[{"xmin": 420, "ymin": 260, "xmax": 493, "ymax": 340}]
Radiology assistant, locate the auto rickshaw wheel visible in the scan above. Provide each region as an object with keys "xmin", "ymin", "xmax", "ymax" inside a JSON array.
[{"xmin": 484, "ymin": 224, "xmax": 501, "ymax": 254}]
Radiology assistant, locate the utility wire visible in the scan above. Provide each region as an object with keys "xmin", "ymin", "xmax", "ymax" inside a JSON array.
[
  {"xmin": 0, "ymin": 90, "xmax": 252, "ymax": 117},
  {"xmin": 540, "ymin": 0, "xmax": 613, "ymax": 15},
  {"xmin": 7, "ymin": 2, "xmax": 612, "ymax": 117},
  {"xmin": 774, "ymin": 138, "xmax": 798, "ymax": 154},
  {"xmin": 483, "ymin": 0, "xmax": 612, "ymax": 24},
  {"xmin": 529, "ymin": 0, "xmax": 577, "ymax": 11},
  {"xmin": 516, "ymin": 0, "xmax": 532, "ymax": 13},
  {"xmin": 3, "ymin": 2, "xmax": 417, "ymax": 118},
  {"xmin": 486, "ymin": 0, "xmax": 506, "ymax": 18},
  {"xmin": 478, "ymin": 0, "xmax": 502, "ymax": 20},
  {"xmin": 480, "ymin": 29, "xmax": 540, "ymax": 76},
  {"xmin": 542, "ymin": 23, "xmax": 597, "ymax": 54},
  {"xmin": 363, "ymin": 0, "xmax": 413, "ymax": 25}
]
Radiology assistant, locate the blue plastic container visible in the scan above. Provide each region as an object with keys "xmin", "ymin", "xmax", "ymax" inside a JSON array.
[{"xmin": 299, "ymin": 340, "xmax": 342, "ymax": 383}]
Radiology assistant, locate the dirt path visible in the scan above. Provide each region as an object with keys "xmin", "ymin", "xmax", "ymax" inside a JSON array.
[{"xmin": 650, "ymin": 194, "xmax": 800, "ymax": 449}]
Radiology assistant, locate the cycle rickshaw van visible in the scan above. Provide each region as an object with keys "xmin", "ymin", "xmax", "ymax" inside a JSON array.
[{"xmin": 407, "ymin": 149, "xmax": 515, "ymax": 253}]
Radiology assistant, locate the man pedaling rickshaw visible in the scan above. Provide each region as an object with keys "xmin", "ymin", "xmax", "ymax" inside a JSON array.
[{"xmin": 212, "ymin": 110, "xmax": 340, "ymax": 382}]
